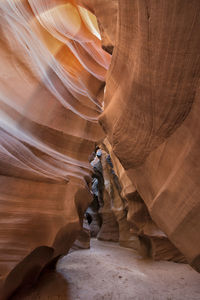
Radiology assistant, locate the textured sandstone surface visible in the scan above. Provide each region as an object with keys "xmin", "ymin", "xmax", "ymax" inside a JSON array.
[
  {"xmin": 0, "ymin": 0, "xmax": 109, "ymax": 298},
  {"xmin": 104, "ymin": 139, "xmax": 186, "ymax": 262},
  {"xmin": 0, "ymin": 0, "xmax": 200, "ymax": 298},
  {"xmin": 99, "ymin": 147, "xmax": 140, "ymax": 250},
  {"xmin": 100, "ymin": 0, "xmax": 200, "ymax": 271},
  {"xmin": 96, "ymin": 150, "xmax": 119, "ymax": 242}
]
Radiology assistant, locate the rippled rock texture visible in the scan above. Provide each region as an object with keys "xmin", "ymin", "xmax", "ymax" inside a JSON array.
[
  {"xmin": 0, "ymin": 0, "xmax": 200, "ymax": 298},
  {"xmin": 100, "ymin": 0, "xmax": 200, "ymax": 271},
  {"xmin": 104, "ymin": 139, "xmax": 186, "ymax": 262},
  {"xmin": 0, "ymin": 1, "xmax": 110, "ymax": 298}
]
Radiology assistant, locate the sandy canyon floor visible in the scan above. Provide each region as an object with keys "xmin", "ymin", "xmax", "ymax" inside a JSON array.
[
  {"xmin": 57, "ymin": 239, "xmax": 200, "ymax": 300},
  {"xmin": 11, "ymin": 239, "xmax": 200, "ymax": 300}
]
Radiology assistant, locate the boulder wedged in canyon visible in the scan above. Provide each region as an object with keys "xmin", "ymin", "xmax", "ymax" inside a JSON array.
[{"xmin": 100, "ymin": 0, "xmax": 200, "ymax": 271}]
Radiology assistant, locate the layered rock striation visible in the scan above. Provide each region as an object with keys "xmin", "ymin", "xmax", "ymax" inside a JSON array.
[
  {"xmin": 0, "ymin": 1, "xmax": 110, "ymax": 298},
  {"xmin": 99, "ymin": 0, "xmax": 200, "ymax": 271},
  {"xmin": 0, "ymin": 0, "xmax": 200, "ymax": 298}
]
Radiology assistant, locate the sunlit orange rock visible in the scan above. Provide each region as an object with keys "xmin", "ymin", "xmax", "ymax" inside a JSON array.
[
  {"xmin": 0, "ymin": 0, "xmax": 200, "ymax": 298},
  {"xmin": 0, "ymin": 0, "xmax": 110, "ymax": 298}
]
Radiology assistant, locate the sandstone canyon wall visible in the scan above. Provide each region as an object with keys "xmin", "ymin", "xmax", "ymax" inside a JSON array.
[
  {"xmin": 0, "ymin": 1, "xmax": 110, "ymax": 298},
  {"xmin": 0, "ymin": 0, "xmax": 200, "ymax": 298},
  {"xmin": 98, "ymin": 0, "xmax": 200, "ymax": 271}
]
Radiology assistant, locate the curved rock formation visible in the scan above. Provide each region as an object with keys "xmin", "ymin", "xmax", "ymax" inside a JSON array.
[
  {"xmin": 0, "ymin": 0, "xmax": 200, "ymax": 298},
  {"xmin": 99, "ymin": 0, "xmax": 200, "ymax": 271},
  {"xmin": 0, "ymin": 1, "xmax": 109, "ymax": 298}
]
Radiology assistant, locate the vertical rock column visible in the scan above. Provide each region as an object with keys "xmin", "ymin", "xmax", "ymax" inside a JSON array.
[
  {"xmin": 100, "ymin": 145, "xmax": 140, "ymax": 250},
  {"xmin": 97, "ymin": 150, "xmax": 119, "ymax": 242},
  {"xmin": 104, "ymin": 139, "xmax": 186, "ymax": 262}
]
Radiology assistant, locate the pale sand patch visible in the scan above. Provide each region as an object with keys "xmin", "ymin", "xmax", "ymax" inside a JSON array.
[{"xmin": 57, "ymin": 239, "xmax": 200, "ymax": 300}]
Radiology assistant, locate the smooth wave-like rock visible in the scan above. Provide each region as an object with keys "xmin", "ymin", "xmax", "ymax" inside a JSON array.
[
  {"xmin": 100, "ymin": 0, "xmax": 200, "ymax": 271},
  {"xmin": 0, "ymin": 0, "xmax": 200, "ymax": 298},
  {"xmin": 0, "ymin": 0, "xmax": 110, "ymax": 298}
]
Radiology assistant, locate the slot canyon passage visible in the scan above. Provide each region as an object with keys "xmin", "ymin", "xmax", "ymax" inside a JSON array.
[{"xmin": 0, "ymin": 0, "xmax": 200, "ymax": 299}]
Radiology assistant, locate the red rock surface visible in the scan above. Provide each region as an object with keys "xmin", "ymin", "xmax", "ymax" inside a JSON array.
[
  {"xmin": 100, "ymin": 0, "xmax": 200, "ymax": 271},
  {"xmin": 0, "ymin": 1, "xmax": 109, "ymax": 298},
  {"xmin": 0, "ymin": 0, "xmax": 200, "ymax": 298}
]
